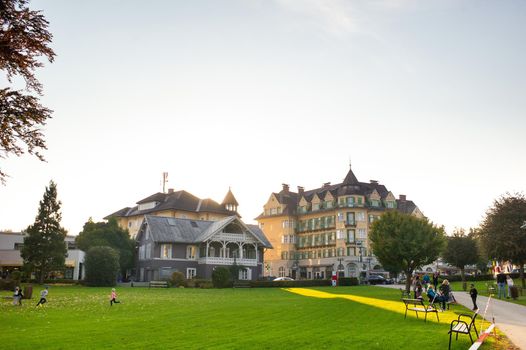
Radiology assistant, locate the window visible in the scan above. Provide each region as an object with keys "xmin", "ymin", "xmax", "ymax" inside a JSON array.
[
  {"xmin": 270, "ymin": 208, "xmax": 278, "ymax": 215},
  {"xmin": 346, "ymin": 212, "xmax": 355, "ymax": 225},
  {"xmin": 139, "ymin": 245, "xmax": 145, "ymax": 260},
  {"xmin": 186, "ymin": 268, "xmax": 196, "ymax": 279},
  {"xmin": 281, "ymin": 251, "xmax": 289, "ymax": 260},
  {"xmin": 346, "ymin": 197, "xmax": 355, "ymax": 207},
  {"xmin": 371, "ymin": 199, "xmax": 379, "ymax": 207},
  {"xmin": 145, "ymin": 243, "xmax": 151, "ymax": 259},
  {"xmin": 357, "ymin": 228, "xmax": 367, "ymax": 239},
  {"xmin": 336, "ymin": 230, "xmax": 345, "ymax": 240},
  {"xmin": 357, "ymin": 197, "xmax": 363, "ymax": 205},
  {"xmin": 386, "ymin": 201, "xmax": 395, "ymax": 208},
  {"xmin": 239, "ymin": 269, "xmax": 250, "ymax": 280},
  {"xmin": 347, "ymin": 229, "xmax": 355, "ymax": 243},
  {"xmin": 325, "ymin": 201, "xmax": 333, "ymax": 209},
  {"xmin": 312, "ymin": 203, "xmax": 320, "ymax": 211},
  {"xmin": 356, "ymin": 212, "xmax": 365, "ymax": 222},
  {"xmin": 128, "ymin": 221, "xmax": 132, "ymax": 228},
  {"xmin": 279, "ymin": 266, "xmax": 285, "ymax": 277},
  {"xmin": 186, "ymin": 246, "xmax": 197, "ymax": 260},
  {"xmin": 161, "ymin": 244, "xmax": 172, "ymax": 259}
]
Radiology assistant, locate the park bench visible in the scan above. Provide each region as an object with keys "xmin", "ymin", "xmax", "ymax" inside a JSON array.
[
  {"xmin": 149, "ymin": 280, "xmax": 168, "ymax": 288},
  {"xmin": 233, "ymin": 280, "xmax": 251, "ymax": 288},
  {"xmin": 448, "ymin": 311, "xmax": 479, "ymax": 350},
  {"xmin": 402, "ymin": 298, "xmax": 439, "ymax": 322}
]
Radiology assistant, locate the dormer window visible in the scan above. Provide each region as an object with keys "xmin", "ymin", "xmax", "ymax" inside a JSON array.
[
  {"xmin": 370, "ymin": 200, "xmax": 379, "ymax": 207},
  {"xmin": 312, "ymin": 203, "xmax": 320, "ymax": 211},
  {"xmin": 138, "ymin": 201, "xmax": 157, "ymax": 211},
  {"xmin": 386, "ymin": 201, "xmax": 395, "ymax": 209}
]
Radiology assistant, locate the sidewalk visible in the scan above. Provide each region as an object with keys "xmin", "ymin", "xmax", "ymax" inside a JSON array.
[{"xmin": 379, "ymin": 284, "xmax": 526, "ymax": 349}]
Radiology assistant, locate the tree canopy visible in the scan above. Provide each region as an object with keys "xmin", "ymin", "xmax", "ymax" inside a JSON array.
[
  {"xmin": 442, "ymin": 228, "xmax": 479, "ymax": 290},
  {"xmin": 479, "ymin": 193, "xmax": 526, "ymax": 287},
  {"xmin": 21, "ymin": 180, "xmax": 67, "ymax": 283},
  {"xmin": 84, "ymin": 246, "xmax": 120, "ymax": 287},
  {"xmin": 370, "ymin": 211, "xmax": 446, "ymax": 293},
  {"xmin": 76, "ymin": 218, "xmax": 134, "ymax": 278},
  {"xmin": 0, "ymin": 0, "xmax": 55, "ymax": 183}
]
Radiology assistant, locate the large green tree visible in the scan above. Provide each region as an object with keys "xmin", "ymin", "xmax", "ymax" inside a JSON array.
[
  {"xmin": 0, "ymin": 0, "xmax": 55, "ymax": 184},
  {"xmin": 84, "ymin": 246, "xmax": 120, "ymax": 287},
  {"xmin": 21, "ymin": 180, "xmax": 67, "ymax": 283},
  {"xmin": 479, "ymin": 193, "xmax": 526, "ymax": 287},
  {"xmin": 442, "ymin": 228, "xmax": 479, "ymax": 291},
  {"xmin": 76, "ymin": 218, "xmax": 134, "ymax": 278},
  {"xmin": 370, "ymin": 211, "xmax": 446, "ymax": 293}
]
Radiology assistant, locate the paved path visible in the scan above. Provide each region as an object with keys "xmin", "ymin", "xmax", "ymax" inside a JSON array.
[{"xmin": 378, "ymin": 284, "xmax": 526, "ymax": 349}]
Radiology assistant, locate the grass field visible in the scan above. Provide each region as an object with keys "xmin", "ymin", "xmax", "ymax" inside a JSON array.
[
  {"xmin": 0, "ymin": 285, "xmax": 511, "ymax": 350},
  {"xmin": 449, "ymin": 279, "xmax": 526, "ymax": 306}
]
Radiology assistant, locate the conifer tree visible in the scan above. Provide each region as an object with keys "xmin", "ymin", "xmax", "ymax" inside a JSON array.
[{"xmin": 21, "ymin": 180, "xmax": 67, "ymax": 283}]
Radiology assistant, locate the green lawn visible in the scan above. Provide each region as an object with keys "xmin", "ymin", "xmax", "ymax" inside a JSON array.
[
  {"xmin": 449, "ymin": 279, "xmax": 526, "ymax": 306},
  {"xmin": 0, "ymin": 285, "xmax": 509, "ymax": 349}
]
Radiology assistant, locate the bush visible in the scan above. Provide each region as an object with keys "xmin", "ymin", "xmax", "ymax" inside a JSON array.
[
  {"xmin": 84, "ymin": 246, "xmax": 120, "ymax": 286},
  {"xmin": 0, "ymin": 279, "xmax": 16, "ymax": 291},
  {"xmin": 212, "ymin": 267, "xmax": 232, "ymax": 288},
  {"xmin": 10, "ymin": 270, "xmax": 22, "ymax": 282},
  {"xmin": 338, "ymin": 277, "xmax": 359, "ymax": 286},
  {"xmin": 171, "ymin": 272, "xmax": 186, "ymax": 287},
  {"xmin": 250, "ymin": 279, "xmax": 331, "ymax": 288}
]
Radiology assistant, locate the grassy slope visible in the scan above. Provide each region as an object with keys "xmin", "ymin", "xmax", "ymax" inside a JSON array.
[{"xmin": 0, "ymin": 285, "xmax": 507, "ymax": 350}]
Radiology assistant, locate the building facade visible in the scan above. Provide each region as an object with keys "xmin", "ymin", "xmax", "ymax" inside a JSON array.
[
  {"xmin": 106, "ymin": 188, "xmax": 240, "ymax": 238},
  {"xmin": 0, "ymin": 231, "xmax": 85, "ymax": 280},
  {"xmin": 136, "ymin": 215, "xmax": 271, "ymax": 281},
  {"xmin": 256, "ymin": 166, "xmax": 423, "ymax": 280}
]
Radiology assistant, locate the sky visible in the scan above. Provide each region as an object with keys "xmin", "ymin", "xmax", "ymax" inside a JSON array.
[{"xmin": 1, "ymin": 0, "xmax": 525, "ymax": 236}]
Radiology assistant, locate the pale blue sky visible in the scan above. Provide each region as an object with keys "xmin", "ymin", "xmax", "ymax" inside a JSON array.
[{"xmin": 1, "ymin": 0, "xmax": 525, "ymax": 235}]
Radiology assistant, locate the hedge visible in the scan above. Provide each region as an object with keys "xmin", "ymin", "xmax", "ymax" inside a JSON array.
[
  {"xmin": 250, "ymin": 279, "xmax": 331, "ymax": 288},
  {"xmin": 338, "ymin": 277, "xmax": 359, "ymax": 286}
]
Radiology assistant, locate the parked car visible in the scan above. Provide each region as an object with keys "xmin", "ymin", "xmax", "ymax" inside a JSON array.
[
  {"xmin": 366, "ymin": 275, "xmax": 393, "ymax": 285},
  {"xmin": 273, "ymin": 277, "xmax": 294, "ymax": 281}
]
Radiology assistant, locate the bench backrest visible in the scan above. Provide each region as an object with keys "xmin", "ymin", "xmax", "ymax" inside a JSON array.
[{"xmin": 402, "ymin": 298, "xmax": 424, "ymax": 307}]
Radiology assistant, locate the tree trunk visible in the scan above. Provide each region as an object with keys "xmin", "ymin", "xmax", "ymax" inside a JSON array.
[
  {"xmin": 520, "ymin": 262, "xmax": 525, "ymax": 289},
  {"xmin": 405, "ymin": 269, "xmax": 412, "ymax": 294},
  {"xmin": 460, "ymin": 267, "xmax": 466, "ymax": 291}
]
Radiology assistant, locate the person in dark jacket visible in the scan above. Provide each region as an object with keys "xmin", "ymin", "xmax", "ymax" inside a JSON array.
[
  {"xmin": 469, "ymin": 284, "xmax": 478, "ymax": 310},
  {"xmin": 496, "ymin": 272, "xmax": 507, "ymax": 299},
  {"xmin": 432, "ymin": 271, "xmax": 439, "ymax": 290}
]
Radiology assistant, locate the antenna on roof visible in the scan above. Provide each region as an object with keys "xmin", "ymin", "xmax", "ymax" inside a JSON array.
[
  {"xmin": 349, "ymin": 156, "xmax": 352, "ymax": 168},
  {"xmin": 162, "ymin": 172, "xmax": 168, "ymax": 193}
]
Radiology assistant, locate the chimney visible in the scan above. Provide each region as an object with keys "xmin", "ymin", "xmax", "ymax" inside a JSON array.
[
  {"xmin": 297, "ymin": 186, "xmax": 304, "ymax": 195},
  {"xmin": 323, "ymin": 182, "xmax": 331, "ymax": 189},
  {"xmin": 370, "ymin": 180, "xmax": 378, "ymax": 185},
  {"xmin": 399, "ymin": 194, "xmax": 406, "ymax": 202},
  {"xmin": 168, "ymin": 188, "xmax": 174, "ymax": 194},
  {"xmin": 282, "ymin": 183, "xmax": 289, "ymax": 192}
]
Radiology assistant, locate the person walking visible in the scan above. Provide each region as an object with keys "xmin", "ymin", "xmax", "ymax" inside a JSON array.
[
  {"xmin": 506, "ymin": 275, "xmax": 514, "ymax": 299},
  {"xmin": 432, "ymin": 271, "xmax": 439, "ymax": 290},
  {"xmin": 469, "ymin": 283, "xmax": 478, "ymax": 310},
  {"xmin": 36, "ymin": 286, "xmax": 49, "ymax": 307},
  {"xmin": 496, "ymin": 272, "xmax": 507, "ymax": 299},
  {"xmin": 110, "ymin": 288, "xmax": 120, "ymax": 306}
]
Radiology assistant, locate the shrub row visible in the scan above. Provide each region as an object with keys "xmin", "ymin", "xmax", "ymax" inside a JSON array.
[
  {"xmin": 337, "ymin": 277, "xmax": 359, "ymax": 286},
  {"xmin": 250, "ymin": 279, "xmax": 332, "ymax": 288},
  {"xmin": 0, "ymin": 279, "xmax": 17, "ymax": 291}
]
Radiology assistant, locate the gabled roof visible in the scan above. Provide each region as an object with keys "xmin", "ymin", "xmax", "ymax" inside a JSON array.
[
  {"xmin": 396, "ymin": 199, "xmax": 418, "ymax": 215},
  {"xmin": 221, "ymin": 188, "xmax": 239, "ymax": 206},
  {"xmin": 139, "ymin": 215, "xmax": 272, "ymax": 248},
  {"xmin": 105, "ymin": 190, "xmax": 235, "ymax": 219}
]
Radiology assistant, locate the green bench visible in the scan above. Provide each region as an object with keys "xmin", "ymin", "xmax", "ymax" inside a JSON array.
[{"xmin": 149, "ymin": 281, "xmax": 169, "ymax": 288}]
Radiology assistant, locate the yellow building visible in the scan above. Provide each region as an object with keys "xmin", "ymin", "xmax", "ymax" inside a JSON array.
[
  {"xmin": 105, "ymin": 188, "xmax": 240, "ymax": 238},
  {"xmin": 256, "ymin": 165, "xmax": 423, "ymax": 280}
]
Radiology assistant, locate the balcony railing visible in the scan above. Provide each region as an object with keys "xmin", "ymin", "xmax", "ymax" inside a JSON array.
[{"xmin": 198, "ymin": 257, "xmax": 257, "ymax": 266}]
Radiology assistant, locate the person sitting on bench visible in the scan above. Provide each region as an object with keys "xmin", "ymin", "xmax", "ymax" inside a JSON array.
[{"xmin": 427, "ymin": 285, "xmax": 447, "ymax": 310}]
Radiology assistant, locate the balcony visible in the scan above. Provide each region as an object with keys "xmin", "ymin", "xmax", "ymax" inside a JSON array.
[
  {"xmin": 198, "ymin": 257, "xmax": 257, "ymax": 266},
  {"xmin": 345, "ymin": 221, "xmax": 356, "ymax": 227}
]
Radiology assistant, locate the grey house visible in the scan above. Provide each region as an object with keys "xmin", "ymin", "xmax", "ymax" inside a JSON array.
[{"xmin": 136, "ymin": 215, "xmax": 272, "ymax": 281}]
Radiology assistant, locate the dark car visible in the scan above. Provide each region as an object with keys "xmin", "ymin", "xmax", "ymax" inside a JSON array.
[{"xmin": 366, "ymin": 275, "xmax": 393, "ymax": 285}]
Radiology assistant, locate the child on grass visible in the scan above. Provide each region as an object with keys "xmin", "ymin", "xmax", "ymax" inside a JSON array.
[
  {"xmin": 36, "ymin": 286, "xmax": 49, "ymax": 307},
  {"xmin": 13, "ymin": 286, "xmax": 23, "ymax": 306},
  {"xmin": 110, "ymin": 288, "xmax": 120, "ymax": 306}
]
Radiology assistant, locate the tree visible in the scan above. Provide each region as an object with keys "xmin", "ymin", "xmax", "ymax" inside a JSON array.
[
  {"xmin": 370, "ymin": 211, "xmax": 446, "ymax": 293},
  {"xmin": 212, "ymin": 267, "xmax": 232, "ymax": 288},
  {"xmin": 0, "ymin": 0, "xmax": 55, "ymax": 184},
  {"xmin": 21, "ymin": 180, "xmax": 67, "ymax": 283},
  {"xmin": 479, "ymin": 193, "xmax": 526, "ymax": 288},
  {"xmin": 76, "ymin": 218, "xmax": 134, "ymax": 279},
  {"xmin": 84, "ymin": 246, "xmax": 120, "ymax": 287},
  {"xmin": 442, "ymin": 228, "xmax": 479, "ymax": 291}
]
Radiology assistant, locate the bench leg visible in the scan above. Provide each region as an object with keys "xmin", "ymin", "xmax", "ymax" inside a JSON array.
[
  {"xmin": 424, "ymin": 312, "xmax": 427, "ymax": 322},
  {"xmin": 415, "ymin": 311, "xmax": 419, "ymax": 319},
  {"xmin": 448, "ymin": 332, "xmax": 452, "ymax": 350},
  {"xmin": 404, "ymin": 309, "xmax": 407, "ymax": 319},
  {"xmin": 435, "ymin": 312, "xmax": 439, "ymax": 322},
  {"xmin": 468, "ymin": 332, "xmax": 473, "ymax": 344}
]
